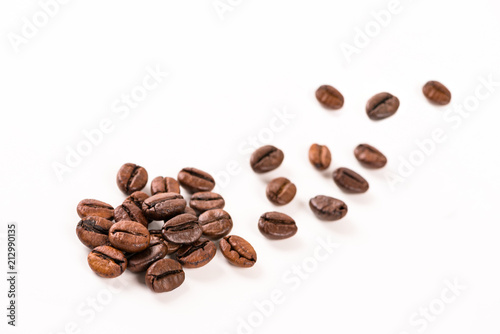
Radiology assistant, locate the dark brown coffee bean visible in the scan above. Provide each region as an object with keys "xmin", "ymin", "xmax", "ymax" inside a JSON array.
[
  {"xmin": 266, "ymin": 177, "xmax": 297, "ymax": 205},
  {"xmin": 177, "ymin": 167, "xmax": 215, "ymax": 193},
  {"xmin": 315, "ymin": 85, "xmax": 344, "ymax": 109},
  {"xmin": 308, "ymin": 144, "xmax": 331, "ymax": 170},
  {"xmin": 116, "ymin": 163, "xmax": 148, "ymax": 195},
  {"xmin": 423, "ymin": 81, "xmax": 451, "ymax": 105},
  {"xmin": 354, "ymin": 144, "xmax": 387, "ymax": 168},
  {"xmin": 76, "ymin": 216, "xmax": 114, "ymax": 249},
  {"xmin": 333, "ymin": 167, "xmax": 369, "ymax": 193},
  {"xmin": 114, "ymin": 201, "xmax": 148, "ymax": 227},
  {"xmin": 127, "ymin": 236, "xmax": 168, "ymax": 273},
  {"xmin": 142, "ymin": 193, "xmax": 186, "ymax": 221},
  {"xmin": 77, "ymin": 199, "xmax": 114, "ymax": 220},
  {"xmin": 151, "ymin": 176, "xmax": 180, "ymax": 195},
  {"xmin": 109, "ymin": 221, "xmax": 150, "ymax": 253},
  {"xmin": 250, "ymin": 145, "xmax": 284, "ymax": 173},
  {"xmin": 189, "ymin": 192, "xmax": 225, "ymax": 214},
  {"xmin": 366, "ymin": 92, "xmax": 400, "ymax": 120},
  {"xmin": 88, "ymin": 246, "xmax": 127, "ymax": 278},
  {"xmin": 220, "ymin": 235, "xmax": 257, "ymax": 268},
  {"xmin": 125, "ymin": 191, "xmax": 149, "ymax": 207},
  {"xmin": 176, "ymin": 238, "xmax": 216, "ymax": 268},
  {"xmin": 148, "ymin": 229, "xmax": 181, "ymax": 254},
  {"xmin": 184, "ymin": 206, "xmax": 197, "ymax": 216},
  {"xmin": 162, "ymin": 213, "xmax": 202, "ymax": 244},
  {"xmin": 309, "ymin": 195, "xmax": 348, "ymax": 221},
  {"xmin": 145, "ymin": 259, "xmax": 185, "ymax": 293},
  {"xmin": 258, "ymin": 212, "xmax": 297, "ymax": 240},
  {"xmin": 198, "ymin": 209, "xmax": 233, "ymax": 239}
]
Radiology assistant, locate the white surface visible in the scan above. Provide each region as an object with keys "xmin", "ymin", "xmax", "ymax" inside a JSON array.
[{"xmin": 1, "ymin": 1, "xmax": 500, "ymax": 333}]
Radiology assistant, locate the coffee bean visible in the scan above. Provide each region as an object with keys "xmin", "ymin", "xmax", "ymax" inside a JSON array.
[
  {"xmin": 332, "ymin": 167, "xmax": 369, "ymax": 193},
  {"xmin": 115, "ymin": 200, "xmax": 149, "ymax": 227},
  {"xmin": 145, "ymin": 259, "xmax": 185, "ymax": 293},
  {"xmin": 149, "ymin": 229, "xmax": 180, "ymax": 254},
  {"xmin": 250, "ymin": 145, "xmax": 284, "ymax": 173},
  {"xmin": 77, "ymin": 199, "xmax": 114, "ymax": 220},
  {"xmin": 198, "ymin": 209, "xmax": 233, "ymax": 239},
  {"xmin": 177, "ymin": 167, "xmax": 215, "ymax": 193},
  {"xmin": 127, "ymin": 236, "xmax": 168, "ymax": 273},
  {"xmin": 125, "ymin": 191, "xmax": 149, "ymax": 207},
  {"xmin": 266, "ymin": 177, "xmax": 296, "ymax": 205},
  {"xmin": 109, "ymin": 221, "xmax": 150, "ymax": 253},
  {"xmin": 423, "ymin": 81, "xmax": 451, "ymax": 105},
  {"xmin": 88, "ymin": 246, "xmax": 127, "ymax": 278},
  {"xmin": 189, "ymin": 192, "xmax": 225, "ymax": 214},
  {"xmin": 184, "ymin": 206, "xmax": 197, "ymax": 217},
  {"xmin": 219, "ymin": 235, "xmax": 257, "ymax": 268},
  {"xmin": 354, "ymin": 144, "xmax": 387, "ymax": 168},
  {"xmin": 309, "ymin": 144, "xmax": 331, "ymax": 170},
  {"xmin": 151, "ymin": 176, "xmax": 180, "ymax": 195},
  {"xmin": 142, "ymin": 193, "xmax": 186, "ymax": 221},
  {"xmin": 309, "ymin": 195, "xmax": 348, "ymax": 221},
  {"xmin": 366, "ymin": 92, "xmax": 400, "ymax": 120},
  {"xmin": 258, "ymin": 212, "xmax": 297, "ymax": 240},
  {"xmin": 162, "ymin": 213, "xmax": 202, "ymax": 244},
  {"xmin": 176, "ymin": 238, "xmax": 216, "ymax": 268},
  {"xmin": 76, "ymin": 216, "xmax": 114, "ymax": 249},
  {"xmin": 315, "ymin": 85, "xmax": 344, "ymax": 109},
  {"xmin": 116, "ymin": 163, "xmax": 148, "ymax": 195}
]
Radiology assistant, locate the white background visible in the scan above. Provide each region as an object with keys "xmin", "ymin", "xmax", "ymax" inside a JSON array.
[{"xmin": 1, "ymin": 0, "xmax": 500, "ymax": 333}]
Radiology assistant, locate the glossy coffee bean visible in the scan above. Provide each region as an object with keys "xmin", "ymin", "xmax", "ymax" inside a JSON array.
[
  {"xmin": 177, "ymin": 167, "xmax": 215, "ymax": 193},
  {"xmin": 88, "ymin": 246, "xmax": 127, "ymax": 278},
  {"xmin": 116, "ymin": 163, "xmax": 148, "ymax": 195},
  {"xmin": 250, "ymin": 145, "xmax": 284, "ymax": 173},
  {"xmin": 145, "ymin": 259, "xmax": 185, "ymax": 293},
  {"xmin": 309, "ymin": 144, "xmax": 331, "ymax": 170},
  {"xmin": 190, "ymin": 192, "xmax": 225, "ymax": 214},
  {"xmin": 220, "ymin": 235, "xmax": 257, "ymax": 268},
  {"xmin": 198, "ymin": 209, "xmax": 233, "ymax": 239},
  {"xmin": 109, "ymin": 221, "xmax": 150, "ymax": 253},
  {"xmin": 315, "ymin": 85, "xmax": 344, "ymax": 109},
  {"xmin": 77, "ymin": 199, "xmax": 114, "ymax": 220},
  {"xmin": 127, "ymin": 236, "xmax": 168, "ymax": 273},
  {"xmin": 151, "ymin": 176, "xmax": 180, "ymax": 195},
  {"xmin": 114, "ymin": 200, "xmax": 148, "ymax": 227},
  {"xmin": 354, "ymin": 144, "xmax": 387, "ymax": 168},
  {"xmin": 125, "ymin": 191, "xmax": 149, "ymax": 207},
  {"xmin": 76, "ymin": 216, "xmax": 114, "ymax": 249},
  {"xmin": 162, "ymin": 213, "xmax": 202, "ymax": 244},
  {"xmin": 258, "ymin": 212, "xmax": 297, "ymax": 240},
  {"xmin": 366, "ymin": 92, "xmax": 400, "ymax": 120},
  {"xmin": 266, "ymin": 177, "xmax": 296, "ymax": 205},
  {"xmin": 142, "ymin": 193, "xmax": 186, "ymax": 221},
  {"xmin": 176, "ymin": 238, "xmax": 216, "ymax": 268},
  {"xmin": 309, "ymin": 195, "xmax": 348, "ymax": 221},
  {"xmin": 423, "ymin": 81, "xmax": 451, "ymax": 105},
  {"xmin": 148, "ymin": 229, "xmax": 180, "ymax": 254},
  {"xmin": 333, "ymin": 167, "xmax": 369, "ymax": 193},
  {"xmin": 184, "ymin": 206, "xmax": 197, "ymax": 216}
]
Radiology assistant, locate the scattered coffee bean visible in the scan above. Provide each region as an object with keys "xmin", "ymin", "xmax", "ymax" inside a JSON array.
[
  {"xmin": 309, "ymin": 144, "xmax": 331, "ymax": 170},
  {"xmin": 142, "ymin": 193, "xmax": 186, "ymax": 221},
  {"xmin": 116, "ymin": 163, "xmax": 148, "ymax": 195},
  {"xmin": 250, "ymin": 145, "xmax": 284, "ymax": 173},
  {"xmin": 422, "ymin": 81, "xmax": 451, "ymax": 105},
  {"xmin": 220, "ymin": 235, "xmax": 257, "ymax": 268},
  {"xmin": 88, "ymin": 246, "xmax": 127, "ymax": 278},
  {"xmin": 125, "ymin": 191, "xmax": 149, "ymax": 207},
  {"xmin": 332, "ymin": 167, "xmax": 369, "ymax": 193},
  {"xmin": 76, "ymin": 216, "xmax": 114, "ymax": 249},
  {"xmin": 366, "ymin": 92, "xmax": 400, "ymax": 120},
  {"xmin": 177, "ymin": 167, "xmax": 215, "ymax": 193},
  {"xmin": 309, "ymin": 195, "xmax": 348, "ymax": 221},
  {"xmin": 109, "ymin": 221, "xmax": 150, "ymax": 253},
  {"xmin": 354, "ymin": 144, "xmax": 387, "ymax": 168},
  {"xmin": 115, "ymin": 200, "xmax": 148, "ymax": 227},
  {"xmin": 176, "ymin": 238, "xmax": 216, "ymax": 268},
  {"xmin": 184, "ymin": 206, "xmax": 197, "ymax": 216},
  {"xmin": 77, "ymin": 199, "xmax": 114, "ymax": 220},
  {"xmin": 151, "ymin": 176, "xmax": 180, "ymax": 195},
  {"xmin": 127, "ymin": 236, "xmax": 168, "ymax": 273},
  {"xmin": 258, "ymin": 211, "xmax": 297, "ymax": 240},
  {"xmin": 266, "ymin": 177, "xmax": 296, "ymax": 205},
  {"xmin": 148, "ymin": 229, "xmax": 181, "ymax": 254},
  {"xmin": 190, "ymin": 192, "xmax": 225, "ymax": 214},
  {"xmin": 198, "ymin": 209, "xmax": 233, "ymax": 239},
  {"xmin": 145, "ymin": 258, "xmax": 185, "ymax": 293},
  {"xmin": 162, "ymin": 213, "xmax": 202, "ymax": 244},
  {"xmin": 315, "ymin": 85, "xmax": 344, "ymax": 109}
]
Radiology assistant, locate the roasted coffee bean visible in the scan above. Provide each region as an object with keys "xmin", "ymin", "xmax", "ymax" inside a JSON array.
[
  {"xmin": 309, "ymin": 144, "xmax": 331, "ymax": 170},
  {"xmin": 162, "ymin": 213, "xmax": 202, "ymax": 244},
  {"xmin": 423, "ymin": 81, "xmax": 451, "ymax": 105},
  {"xmin": 198, "ymin": 209, "xmax": 233, "ymax": 239},
  {"xmin": 145, "ymin": 259, "xmax": 185, "ymax": 293},
  {"xmin": 315, "ymin": 85, "xmax": 344, "ymax": 109},
  {"xmin": 151, "ymin": 176, "xmax": 180, "ymax": 195},
  {"xmin": 366, "ymin": 92, "xmax": 400, "ymax": 120},
  {"xmin": 142, "ymin": 193, "xmax": 186, "ymax": 221},
  {"xmin": 77, "ymin": 199, "xmax": 114, "ymax": 220},
  {"xmin": 219, "ymin": 235, "xmax": 257, "ymax": 268},
  {"xmin": 258, "ymin": 212, "xmax": 297, "ymax": 240},
  {"xmin": 116, "ymin": 163, "xmax": 148, "ymax": 195},
  {"xmin": 250, "ymin": 145, "xmax": 284, "ymax": 173},
  {"xmin": 189, "ymin": 192, "xmax": 225, "ymax": 214},
  {"xmin": 354, "ymin": 144, "xmax": 387, "ymax": 168},
  {"xmin": 148, "ymin": 229, "xmax": 180, "ymax": 254},
  {"xmin": 266, "ymin": 177, "xmax": 296, "ymax": 205},
  {"xmin": 125, "ymin": 191, "xmax": 149, "ymax": 207},
  {"xmin": 309, "ymin": 195, "xmax": 348, "ymax": 221},
  {"xmin": 176, "ymin": 238, "xmax": 216, "ymax": 268},
  {"xmin": 184, "ymin": 206, "xmax": 197, "ymax": 216},
  {"xmin": 114, "ymin": 201, "xmax": 148, "ymax": 227},
  {"xmin": 88, "ymin": 246, "xmax": 127, "ymax": 278},
  {"xmin": 177, "ymin": 167, "xmax": 215, "ymax": 193},
  {"xmin": 127, "ymin": 236, "xmax": 168, "ymax": 273},
  {"xmin": 76, "ymin": 216, "xmax": 114, "ymax": 249},
  {"xmin": 332, "ymin": 167, "xmax": 369, "ymax": 193},
  {"xmin": 109, "ymin": 221, "xmax": 150, "ymax": 253}
]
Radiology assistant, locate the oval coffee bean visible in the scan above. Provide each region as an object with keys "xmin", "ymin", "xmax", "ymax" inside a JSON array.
[
  {"xmin": 198, "ymin": 209, "xmax": 233, "ymax": 239},
  {"xmin": 145, "ymin": 259, "xmax": 185, "ymax": 293},
  {"xmin": 109, "ymin": 221, "xmax": 150, "ymax": 253},
  {"xmin": 88, "ymin": 246, "xmax": 127, "ymax": 278},
  {"xmin": 176, "ymin": 238, "xmax": 216, "ymax": 268},
  {"xmin": 332, "ymin": 167, "xmax": 369, "ymax": 193},
  {"xmin": 149, "ymin": 229, "xmax": 181, "ymax": 254},
  {"xmin": 315, "ymin": 85, "xmax": 344, "ymax": 109},
  {"xmin": 366, "ymin": 92, "xmax": 400, "ymax": 120},
  {"xmin": 177, "ymin": 167, "xmax": 215, "ymax": 193},
  {"xmin": 162, "ymin": 213, "xmax": 202, "ymax": 244},
  {"xmin": 77, "ymin": 199, "xmax": 114, "ymax": 220},
  {"xmin": 189, "ymin": 192, "xmax": 225, "ymax": 214},
  {"xmin": 114, "ymin": 201, "xmax": 149, "ymax": 227},
  {"xmin": 127, "ymin": 236, "xmax": 168, "ymax": 273},
  {"xmin": 354, "ymin": 144, "xmax": 387, "ymax": 168},
  {"xmin": 142, "ymin": 193, "xmax": 186, "ymax": 221},
  {"xmin": 309, "ymin": 195, "xmax": 348, "ymax": 221},
  {"xmin": 184, "ymin": 206, "xmax": 197, "ymax": 216},
  {"xmin": 76, "ymin": 216, "xmax": 114, "ymax": 249},
  {"xmin": 422, "ymin": 81, "xmax": 451, "ymax": 105},
  {"xmin": 220, "ymin": 235, "xmax": 257, "ymax": 268},
  {"xmin": 266, "ymin": 177, "xmax": 297, "ymax": 205},
  {"xmin": 250, "ymin": 145, "xmax": 284, "ymax": 173},
  {"xmin": 309, "ymin": 144, "xmax": 331, "ymax": 170},
  {"xmin": 125, "ymin": 191, "xmax": 149, "ymax": 207},
  {"xmin": 116, "ymin": 163, "xmax": 148, "ymax": 195},
  {"xmin": 258, "ymin": 212, "xmax": 297, "ymax": 240},
  {"xmin": 151, "ymin": 176, "xmax": 180, "ymax": 195}
]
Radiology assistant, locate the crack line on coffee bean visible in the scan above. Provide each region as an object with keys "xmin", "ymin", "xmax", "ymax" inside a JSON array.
[
  {"xmin": 227, "ymin": 238, "xmax": 255, "ymax": 261},
  {"xmin": 255, "ymin": 148, "xmax": 277, "ymax": 165},
  {"xmin": 185, "ymin": 170, "xmax": 213, "ymax": 182},
  {"xmin": 112, "ymin": 229, "xmax": 148, "ymax": 237},
  {"xmin": 262, "ymin": 218, "xmax": 294, "ymax": 226},
  {"xmin": 369, "ymin": 95, "xmax": 392, "ymax": 113},
  {"xmin": 92, "ymin": 251, "xmax": 125, "ymax": 265},
  {"xmin": 83, "ymin": 204, "xmax": 113, "ymax": 210},
  {"xmin": 80, "ymin": 220, "xmax": 108, "ymax": 235},
  {"xmin": 125, "ymin": 165, "xmax": 141, "ymax": 192},
  {"xmin": 179, "ymin": 242, "xmax": 209, "ymax": 257}
]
